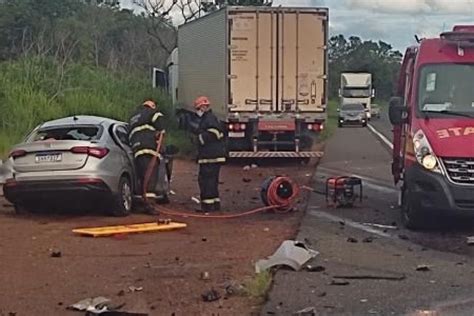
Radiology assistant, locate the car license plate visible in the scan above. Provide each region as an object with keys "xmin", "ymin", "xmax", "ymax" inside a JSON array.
[
  {"xmin": 228, "ymin": 132, "xmax": 245, "ymax": 138},
  {"xmin": 35, "ymin": 153, "xmax": 62, "ymax": 163}
]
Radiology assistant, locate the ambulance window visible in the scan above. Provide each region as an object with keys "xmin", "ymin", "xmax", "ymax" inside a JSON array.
[{"xmin": 426, "ymin": 73, "xmax": 436, "ymax": 92}]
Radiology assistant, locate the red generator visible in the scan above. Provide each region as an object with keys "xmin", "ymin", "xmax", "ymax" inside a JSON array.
[{"xmin": 325, "ymin": 176, "xmax": 363, "ymax": 208}]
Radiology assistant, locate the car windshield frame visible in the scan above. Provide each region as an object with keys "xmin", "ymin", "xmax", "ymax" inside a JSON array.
[
  {"xmin": 417, "ymin": 63, "xmax": 474, "ymax": 119},
  {"xmin": 341, "ymin": 104, "xmax": 365, "ymax": 111},
  {"xmin": 25, "ymin": 124, "xmax": 104, "ymax": 143}
]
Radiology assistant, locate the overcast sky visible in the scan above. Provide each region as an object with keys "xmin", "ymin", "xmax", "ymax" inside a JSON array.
[{"xmin": 121, "ymin": 0, "xmax": 474, "ymax": 52}]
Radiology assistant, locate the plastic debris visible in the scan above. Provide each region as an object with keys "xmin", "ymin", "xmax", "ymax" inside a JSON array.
[
  {"xmin": 363, "ymin": 223, "xmax": 398, "ymax": 230},
  {"xmin": 67, "ymin": 297, "xmax": 110, "ymax": 312},
  {"xmin": 169, "ymin": 190, "xmax": 176, "ymax": 196},
  {"xmin": 467, "ymin": 236, "xmax": 474, "ymax": 245},
  {"xmin": 347, "ymin": 237, "xmax": 358, "ymax": 243},
  {"xmin": 128, "ymin": 286, "xmax": 143, "ymax": 293},
  {"xmin": 200, "ymin": 271, "xmax": 210, "ymax": 280},
  {"xmin": 333, "ymin": 274, "xmax": 405, "ymax": 281},
  {"xmin": 251, "ymin": 164, "xmax": 259, "ymax": 169},
  {"xmin": 416, "ymin": 265, "xmax": 431, "ymax": 272},
  {"xmin": 255, "ymin": 240, "xmax": 319, "ymax": 273},
  {"xmin": 202, "ymin": 289, "xmax": 221, "ymax": 302},
  {"xmin": 305, "ymin": 265, "xmax": 326, "ymax": 272},
  {"xmin": 330, "ymin": 279, "xmax": 350, "ymax": 286},
  {"xmin": 243, "ymin": 177, "xmax": 252, "ymax": 183},
  {"xmin": 363, "ymin": 237, "xmax": 375, "ymax": 243},
  {"xmin": 293, "ymin": 306, "xmax": 316, "ymax": 316},
  {"xmin": 243, "ymin": 165, "xmax": 251, "ymax": 171},
  {"xmin": 50, "ymin": 250, "xmax": 62, "ymax": 258}
]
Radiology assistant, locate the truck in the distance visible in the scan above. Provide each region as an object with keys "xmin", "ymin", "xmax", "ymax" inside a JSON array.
[
  {"xmin": 339, "ymin": 72, "xmax": 375, "ymax": 120},
  {"xmin": 175, "ymin": 6, "xmax": 328, "ymax": 158}
]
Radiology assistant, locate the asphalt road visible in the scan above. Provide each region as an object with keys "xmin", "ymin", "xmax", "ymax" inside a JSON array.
[{"xmin": 262, "ymin": 122, "xmax": 474, "ymax": 316}]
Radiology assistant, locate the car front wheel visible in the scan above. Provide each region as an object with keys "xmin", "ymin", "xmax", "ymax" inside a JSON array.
[{"xmin": 110, "ymin": 176, "xmax": 133, "ymax": 217}]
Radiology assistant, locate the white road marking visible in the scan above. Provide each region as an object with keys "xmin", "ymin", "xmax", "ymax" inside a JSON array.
[
  {"xmin": 308, "ymin": 209, "xmax": 393, "ymax": 238},
  {"xmin": 367, "ymin": 124, "xmax": 394, "ymax": 149}
]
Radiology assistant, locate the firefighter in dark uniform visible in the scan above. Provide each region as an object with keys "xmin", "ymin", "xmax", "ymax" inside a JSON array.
[
  {"xmin": 128, "ymin": 99, "xmax": 164, "ymax": 206},
  {"xmin": 193, "ymin": 96, "xmax": 226, "ymax": 212}
]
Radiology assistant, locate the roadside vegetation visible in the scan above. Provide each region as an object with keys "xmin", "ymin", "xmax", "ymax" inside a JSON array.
[
  {"xmin": 0, "ymin": 57, "xmax": 192, "ymax": 157},
  {"xmin": 320, "ymin": 100, "xmax": 338, "ymax": 141},
  {"xmin": 0, "ymin": 1, "xmax": 190, "ymax": 158}
]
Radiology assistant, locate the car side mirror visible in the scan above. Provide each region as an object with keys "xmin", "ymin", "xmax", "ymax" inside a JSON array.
[{"xmin": 388, "ymin": 97, "xmax": 407, "ymax": 125}]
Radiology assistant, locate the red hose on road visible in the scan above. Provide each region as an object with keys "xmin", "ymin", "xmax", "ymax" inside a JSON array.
[{"xmin": 142, "ymin": 135, "xmax": 303, "ymax": 219}]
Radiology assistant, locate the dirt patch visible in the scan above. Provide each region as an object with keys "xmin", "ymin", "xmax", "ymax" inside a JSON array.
[{"xmin": 0, "ymin": 158, "xmax": 318, "ymax": 315}]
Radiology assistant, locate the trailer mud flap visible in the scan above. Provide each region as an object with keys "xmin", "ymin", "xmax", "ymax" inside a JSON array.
[{"xmin": 229, "ymin": 151, "xmax": 324, "ymax": 158}]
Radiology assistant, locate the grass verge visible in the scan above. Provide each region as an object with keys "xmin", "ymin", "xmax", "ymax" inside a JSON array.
[
  {"xmin": 244, "ymin": 271, "xmax": 273, "ymax": 301},
  {"xmin": 320, "ymin": 100, "xmax": 338, "ymax": 141},
  {"xmin": 0, "ymin": 56, "xmax": 191, "ymax": 158}
]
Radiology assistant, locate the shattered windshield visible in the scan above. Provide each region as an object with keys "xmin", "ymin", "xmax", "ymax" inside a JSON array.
[{"xmin": 418, "ymin": 64, "xmax": 474, "ymax": 116}]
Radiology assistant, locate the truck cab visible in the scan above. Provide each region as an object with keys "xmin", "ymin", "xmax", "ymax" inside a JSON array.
[
  {"xmin": 340, "ymin": 73, "xmax": 375, "ymax": 120},
  {"xmin": 390, "ymin": 25, "xmax": 474, "ymax": 229}
]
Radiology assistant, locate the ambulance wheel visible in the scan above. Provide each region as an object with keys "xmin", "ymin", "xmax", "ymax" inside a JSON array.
[
  {"xmin": 111, "ymin": 176, "xmax": 133, "ymax": 217},
  {"xmin": 401, "ymin": 185, "xmax": 425, "ymax": 230}
]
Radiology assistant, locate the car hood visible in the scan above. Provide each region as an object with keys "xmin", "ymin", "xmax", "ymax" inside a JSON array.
[
  {"xmin": 341, "ymin": 110, "xmax": 365, "ymax": 116},
  {"xmin": 420, "ymin": 119, "xmax": 474, "ymax": 157}
]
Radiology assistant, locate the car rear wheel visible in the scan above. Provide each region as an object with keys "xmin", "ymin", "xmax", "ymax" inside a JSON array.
[
  {"xmin": 14, "ymin": 202, "xmax": 32, "ymax": 214},
  {"xmin": 110, "ymin": 176, "xmax": 133, "ymax": 217}
]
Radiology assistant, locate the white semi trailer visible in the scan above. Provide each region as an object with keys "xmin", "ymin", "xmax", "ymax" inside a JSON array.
[
  {"xmin": 175, "ymin": 6, "xmax": 328, "ymax": 158},
  {"xmin": 339, "ymin": 73, "xmax": 375, "ymax": 119}
]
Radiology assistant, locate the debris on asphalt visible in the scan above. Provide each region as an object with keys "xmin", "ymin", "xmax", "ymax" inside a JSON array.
[
  {"xmin": 169, "ymin": 190, "xmax": 176, "ymax": 195},
  {"xmin": 293, "ymin": 306, "xmax": 316, "ymax": 316},
  {"xmin": 255, "ymin": 240, "xmax": 319, "ymax": 273},
  {"xmin": 67, "ymin": 296, "xmax": 111, "ymax": 313},
  {"xmin": 362, "ymin": 237, "xmax": 375, "ymax": 243},
  {"xmin": 200, "ymin": 271, "xmax": 210, "ymax": 281},
  {"xmin": 416, "ymin": 265, "xmax": 432, "ymax": 272},
  {"xmin": 50, "ymin": 250, "xmax": 62, "ymax": 258},
  {"xmin": 305, "ymin": 265, "xmax": 326, "ymax": 272},
  {"xmin": 224, "ymin": 281, "xmax": 245, "ymax": 297},
  {"xmin": 117, "ymin": 290, "xmax": 125, "ymax": 297},
  {"xmin": 467, "ymin": 236, "xmax": 474, "ymax": 245},
  {"xmin": 242, "ymin": 177, "xmax": 252, "ymax": 183},
  {"xmin": 333, "ymin": 274, "xmax": 406, "ymax": 281},
  {"xmin": 263, "ymin": 227, "xmax": 270, "ymax": 232},
  {"xmin": 318, "ymin": 292, "xmax": 327, "ymax": 297},
  {"xmin": 201, "ymin": 289, "xmax": 221, "ymax": 302},
  {"xmin": 201, "ymin": 237, "xmax": 207, "ymax": 242},
  {"xmin": 347, "ymin": 237, "xmax": 358, "ymax": 243},
  {"xmin": 128, "ymin": 286, "xmax": 143, "ymax": 293},
  {"xmin": 398, "ymin": 234, "xmax": 410, "ymax": 241},
  {"xmin": 191, "ymin": 197, "xmax": 200, "ymax": 204},
  {"xmin": 360, "ymin": 299, "xmax": 368, "ymax": 303},
  {"xmin": 363, "ymin": 223, "xmax": 398, "ymax": 230},
  {"xmin": 243, "ymin": 165, "xmax": 251, "ymax": 171},
  {"xmin": 330, "ymin": 279, "xmax": 350, "ymax": 286}
]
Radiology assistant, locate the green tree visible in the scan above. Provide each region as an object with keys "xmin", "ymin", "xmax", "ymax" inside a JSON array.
[{"xmin": 328, "ymin": 34, "xmax": 402, "ymax": 101}]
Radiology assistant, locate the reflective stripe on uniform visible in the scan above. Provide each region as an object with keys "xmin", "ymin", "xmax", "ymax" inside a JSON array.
[
  {"xmin": 130, "ymin": 124, "xmax": 156, "ymax": 138},
  {"xmin": 152, "ymin": 112, "xmax": 164, "ymax": 123},
  {"xmin": 207, "ymin": 128, "xmax": 224, "ymax": 139},
  {"xmin": 134, "ymin": 149, "xmax": 162, "ymax": 158},
  {"xmin": 198, "ymin": 134, "xmax": 205, "ymax": 145},
  {"xmin": 198, "ymin": 157, "xmax": 226, "ymax": 164},
  {"xmin": 202, "ymin": 199, "xmax": 215, "ymax": 204}
]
